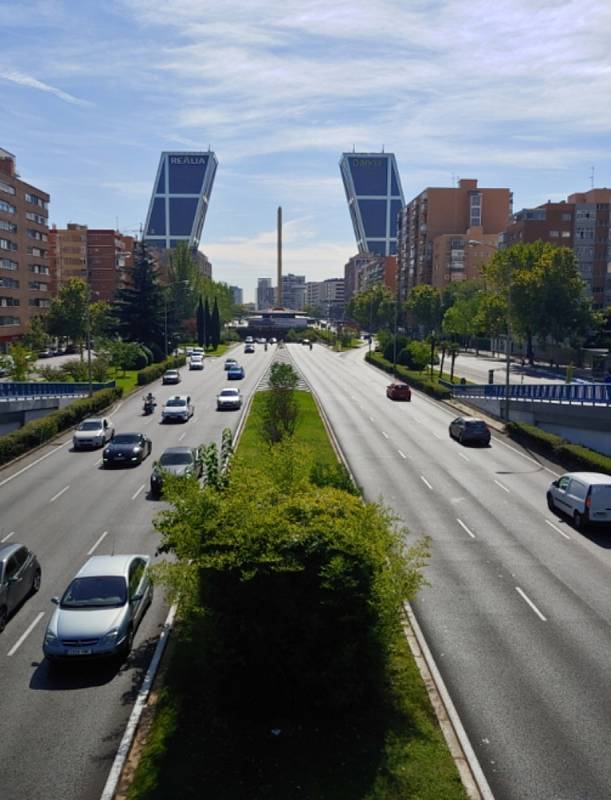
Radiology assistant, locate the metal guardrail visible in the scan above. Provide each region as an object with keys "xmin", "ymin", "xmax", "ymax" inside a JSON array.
[
  {"xmin": 450, "ymin": 382, "xmax": 611, "ymax": 406},
  {"xmin": 0, "ymin": 381, "xmax": 116, "ymax": 400}
]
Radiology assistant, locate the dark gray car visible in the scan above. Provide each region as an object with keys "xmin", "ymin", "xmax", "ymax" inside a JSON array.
[
  {"xmin": 0, "ymin": 543, "xmax": 41, "ymax": 632},
  {"xmin": 150, "ymin": 446, "xmax": 202, "ymax": 499}
]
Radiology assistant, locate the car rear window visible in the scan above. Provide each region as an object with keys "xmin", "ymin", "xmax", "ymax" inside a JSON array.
[
  {"xmin": 591, "ymin": 485, "xmax": 611, "ymax": 503},
  {"xmin": 466, "ymin": 421, "xmax": 488, "ymax": 430}
]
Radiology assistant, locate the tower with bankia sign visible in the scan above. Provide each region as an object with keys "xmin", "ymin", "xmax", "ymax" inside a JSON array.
[
  {"xmin": 339, "ymin": 152, "xmax": 404, "ymax": 256},
  {"xmin": 144, "ymin": 151, "xmax": 217, "ymax": 252}
]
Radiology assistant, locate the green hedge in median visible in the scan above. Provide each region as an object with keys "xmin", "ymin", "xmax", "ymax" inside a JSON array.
[
  {"xmin": 506, "ymin": 421, "xmax": 611, "ymax": 476},
  {"xmin": 0, "ymin": 386, "xmax": 123, "ymax": 467},
  {"xmin": 136, "ymin": 354, "xmax": 186, "ymax": 386},
  {"xmin": 366, "ymin": 351, "xmax": 452, "ymax": 400}
]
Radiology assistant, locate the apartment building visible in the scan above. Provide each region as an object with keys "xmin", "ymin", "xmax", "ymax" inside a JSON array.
[
  {"xmin": 280, "ymin": 273, "xmax": 306, "ymax": 310},
  {"xmin": 0, "ymin": 148, "xmax": 50, "ymax": 348},
  {"xmin": 305, "ymin": 278, "xmax": 345, "ymax": 320},
  {"xmin": 256, "ymin": 278, "xmax": 275, "ymax": 310},
  {"xmin": 503, "ymin": 190, "xmax": 611, "ymax": 308},
  {"xmin": 48, "ymin": 224, "xmax": 87, "ymax": 294},
  {"xmin": 229, "ymin": 285, "xmax": 243, "ymax": 306},
  {"xmin": 397, "ymin": 178, "xmax": 512, "ymax": 300}
]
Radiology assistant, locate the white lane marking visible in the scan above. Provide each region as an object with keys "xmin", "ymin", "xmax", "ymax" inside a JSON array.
[
  {"xmin": 457, "ymin": 452, "xmax": 470, "ymax": 462},
  {"xmin": 545, "ymin": 519, "xmax": 571, "ymax": 540},
  {"xmin": 114, "ymin": 401, "xmax": 124, "ymax": 412},
  {"xmin": 131, "ymin": 484, "xmax": 145, "ymax": 501},
  {"xmin": 398, "ymin": 450, "xmax": 406, "ymax": 459},
  {"xmin": 420, "ymin": 475, "xmax": 433, "ymax": 490},
  {"xmin": 494, "ymin": 479, "xmax": 510, "ymax": 493},
  {"xmin": 0, "ymin": 443, "xmax": 70, "ymax": 488},
  {"xmin": 381, "ymin": 431, "xmax": 389, "ymax": 439},
  {"xmin": 8, "ymin": 612, "xmax": 45, "ymax": 656},
  {"xmin": 95, "ymin": 458, "xmax": 102, "ymax": 466},
  {"xmin": 515, "ymin": 587, "xmax": 547, "ymax": 621},
  {"xmin": 432, "ymin": 432, "xmax": 442, "ymax": 440},
  {"xmin": 368, "ymin": 415, "xmax": 374, "ymax": 422},
  {"xmin": 1, "ymin": 531, "xmax": 15, "ymax": 543},
  {"xmin": 495, "ymin": 438, "xmax": 560, "ymax": 477},
  {"xmin": 49, "ymin": 485, "xmax": 70, "ymax": 503},
  {"xmin": 192, "ymin": 417, "xmax": 199, "ymax": 424},
  {"xmin": 87, "ymin": 530, "xmax": 109, "ymax": 555},
  {"xmin": 456, "ymin": 518, "xmax": 476, "ymax": 538},
  {"xmin": 178, "ymin": 432, "xmax": 186, "ymax": 442}
]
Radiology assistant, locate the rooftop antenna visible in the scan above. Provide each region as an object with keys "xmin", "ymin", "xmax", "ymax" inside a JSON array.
[
  {"xmin": 451, "ymin": 173, "xmax": 456, "ymax": 187},
  {"xmin": 382, "ymin": 144, "xmax": 385, "ymax": 153},
  {"xmin": 352, "ymin": 144, "xmax": 355, "ymax": 152},
  {"xmin": 590, "ymin": 166, "xmax": 595, "ymax": 189},
  {"xmin": 115, "ymin": 216, "xmax": 119, "ymax": 232}
]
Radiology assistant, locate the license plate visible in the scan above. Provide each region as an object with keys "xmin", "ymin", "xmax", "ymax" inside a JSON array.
[{"xmin": 68, "ymin": 648, "xmax": 92, "ymax": 656}]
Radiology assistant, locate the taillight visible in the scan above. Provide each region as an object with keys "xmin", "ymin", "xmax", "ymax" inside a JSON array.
[{"xmin": 585, "ymin": 491, "xmax": 592, "ymax": 509}]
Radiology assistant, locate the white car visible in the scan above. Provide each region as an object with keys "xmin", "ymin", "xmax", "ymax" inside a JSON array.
[
  {"xmin": 73, "ymin": 417, "xmax": 114, "ymax": 450},
  {"xmin": 216, "ymin": 388, "xmax": 242, "ymax": 410},
  {"xmin": 161, "ymin": 395, "xmax": 194, "ymax": 423},
  {"xmin": 189, "ymin": 355, "xmax": 204, "ymax": 370},
  {"xmin": 547, "ymin": 472, "xmax": 611, "ymax": 529}
]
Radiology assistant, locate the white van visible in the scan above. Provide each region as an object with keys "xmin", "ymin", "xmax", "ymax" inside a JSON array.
[{"xmin": 547, "ymin": 472, "xmax": 611, "ymax": 529}]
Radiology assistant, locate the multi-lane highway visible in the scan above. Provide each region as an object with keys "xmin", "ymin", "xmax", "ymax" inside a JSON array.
[
  {"xmin": 0, "ymin": 344, "xmax": 275, "ymax": 800},
  {"xmin": 291, "ymin": 342, "xmax": 611, "ymax": 800}
]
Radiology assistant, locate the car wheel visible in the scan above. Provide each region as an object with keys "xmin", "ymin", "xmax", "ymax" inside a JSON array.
[
  {"xmin": 546, "ymin": 493, "xmax": 555, "ymax": 512},
  {"xmin": 0, "ymin": 606, "xmax": 7, "ymax": 633},
  {"xmin": 31, "ymin": 569, "xmax": 41, "ymax": 595},
  {"xmin": 573, "ymin": 510, "xmax": 584, "ymax": 530}
]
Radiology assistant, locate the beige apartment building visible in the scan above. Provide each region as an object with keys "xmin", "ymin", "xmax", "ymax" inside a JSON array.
[
  {"xmin": 0, "ymin": 148, "xmax": 51, "ymax": 349},
  {"xmin": 397, "ymin": 178, "xmax": 512, "ymax": 299}
]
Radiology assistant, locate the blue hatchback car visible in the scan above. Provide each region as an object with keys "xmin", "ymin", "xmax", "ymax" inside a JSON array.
[{"xmin": 227, "ymin": 365, "xmax": 245, "ymax": 380}]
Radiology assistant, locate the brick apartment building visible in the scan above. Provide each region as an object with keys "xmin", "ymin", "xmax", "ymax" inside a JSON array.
[
  {"xmin": 0, "ymin": 148, "xmax": 51, "ymax": 349},
  {"xmin": 49, "ymin": 224, "xmax": 134, "ymax": 302},
  {"xmin": 503, "ymin": 189, "xmax": 611, "ymax": 308},
  {"xmin": 397, "ymin": 178, "xmax": 512, "ymax": 300}
]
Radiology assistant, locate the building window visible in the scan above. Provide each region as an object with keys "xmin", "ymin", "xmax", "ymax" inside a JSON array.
[
  {"xmin": 1, "ymin": 258, "xmax": 18, "ymax": 271},
  {"xmin": 0, "ymin": 200, "xmax": 16, "ymax": 214},
  {"xmin": 24, "ymin": 192, "xmax": 47, "ymax": 209},
  {"xmin": 0, "ymin": 296, "xmax": 20, "ymax": 306},
  {"xmin": 561, "ymin": 213, "xmax": 572, "ymax": 221},
  {"xmin": 550, "ymin": 230, "xmax": 560, "ymax": 237},
  {"xmin": 29, "ymin": 263, "xmax": 49, "ymax": 274},
  {"xmin": 0, "ymin": 315, "xmax": 20, "ymax": 326},
  {"xmin": 0, "ymin": 220, "xmax": 17, "ymax": 233},
  {"xmin": 25, "ymin": 211, "xmax": 47, "ymax": 225},
  {"xmin": 0, "ymin": 180, "xmax": 16, "ymax": 196},
  {"xmin": 0, "ymin": 276, "xmax": 19, "ymax": 289},
  {"xmin": 29, "ymin": 298, "xmax": 50, "ymax": 308},
  {"xmin": 27, "ymin": 228, "xmax": 47, "ymax": 241},
  {"xmin": 0, "ymin": 238, "xmax": 17, "ymax": 252},
  {"xmin": 29, "ymin": 281, "xmax": 48, "ymax": 291},
  {"xmin": 561, "ymin": 231, "xmax": 571, "ymax": 238},
  {"xmin": 27, "ymin": 247, "xmax": 46, "ymax": 257},
  {"xmin": 469, "ymin": 193, "xmax": 482, "ymax": 226}
]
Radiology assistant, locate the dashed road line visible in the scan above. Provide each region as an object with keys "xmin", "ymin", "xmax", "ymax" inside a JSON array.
[
  {"xmin": 398, "ymin": 450, "xmax": 406, "ymax": 459},
  {"xmin": 178, "ymin": 432, "xmax": 186, "ymax": 442},
  {"xmin": 457, "ymin": 452, "xmax": 470, "ymax": 462},
  {"xmin": 421, "ymin": 475, "xmax": 433, "ymax": 490},
  {"xmin": 95, "ymin": 458, "xmax": 102, "ymax": 466},
  {"xmin": 8, "ymin": 612, "xmax": 45, "ymax": 656},
  {"xmin": 131, "ymin": 484, "xmax": 145, "ymax": 501},
  {"xmin": 368, "ymin": 415, "xmax": 374, "ymax": 422},
  {"xmin": 494, "ymin": 479, "xmax": 510, "ymax": 493},
  {"xmin": 515, "ymin": 587, "xmax": 547, "ymax": 622},
  {"xmin": 0, "ymin": 443, "xmax": 70, "ymax": 488},
  {"xmin": 87, "ymin": 530, "xmax": 109, "ymax": 555},
  {"xmin": 432, "ymin": 432, "xmax": 442, "ymax": 440},
  {"xmin": 456, "ymin": 518, "xmax": 476, "ymax": 538},
  {"xmin": 382, "ymin": 431, "xmax": 389, "ymax": 439},
  {"xmin": 545, "ymin": 519, "xmax": 571, "ymax": 540},
  {"xmin": 1, "ymin": 531, "xmax": 15, "ymax": 543},
  {"xmin": 49, "ymin": 485, "xmax": 70, "ymax": 503}
]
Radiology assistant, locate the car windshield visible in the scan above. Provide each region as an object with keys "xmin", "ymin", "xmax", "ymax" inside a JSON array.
[
  {"xmin": 113, "ymin": 434, "xmax": 139, "ymax": 444},
  {"xmin": 220, "ymin": 390, "xmax": 239, "ymax": 397},
  {"xmin": 165, "ymin": 371, "xmax": 178, "ymax": 377},
  {"xmin": 78, "ymin": 421, "xmax": 102, "ymax": 431},
  {"xmin": 60, "ymin": 576, "xmax": 127, "ymax": 608},
  {"xmin": 166, "ymin": 399, "xmax": 186, "ymax": 407},
  {"xmin": 160, "ymin": 452, "xmax": 193, "ymax": 466},
  {"xmin": 466, "ymin": 421, "xmax": 487, "ymax": 430}
]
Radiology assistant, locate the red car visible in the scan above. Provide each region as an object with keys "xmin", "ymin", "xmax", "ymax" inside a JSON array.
[{"xmin": 386, "ymin": 382, "xmax": 411, "ymax": 401}]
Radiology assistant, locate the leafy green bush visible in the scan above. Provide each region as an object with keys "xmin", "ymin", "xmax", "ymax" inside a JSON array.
[
  {"xmin": 309, "ymin": 460, "xmax": 361, "ymax": 495},
  {"xmin": 0, "ymin": 386, "xmax": 123, "ymax": 466},
  {"xmin": 505, "ymin": 421, "xmax": 564, "ymax": 456},
  {"xmin": 382, "ymin": 335, "xmax": 408, "ymax": 362},
  {"xmin": 506, "ymin": 421, "xmax": 611, "ymax": 476},
  {"xmin": 556, "ymin": 443, "xmax": 611, "ymax": 474},
  {"xmin": 137, "ymin": 354, "xmax": 187, "ymax": 386}
]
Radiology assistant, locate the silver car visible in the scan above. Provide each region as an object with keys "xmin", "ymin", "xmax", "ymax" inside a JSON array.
[
  {"xmin": 43, "ymin": 554, "xmax": 153, "ymax": 662},
  {"xmin": 73, "ymin": 417, "xmax": 114, "ymax": 450},
  {"xmin": 0, "ymin": 543, "xmax": 42, "ymax": 632},
  {"xmin": 216, "ymin": 388, "xmax": 242, "ymax": 410}
]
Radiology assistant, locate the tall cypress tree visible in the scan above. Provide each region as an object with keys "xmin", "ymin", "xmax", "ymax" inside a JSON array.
[
  {"xmin": 113, "ymin": 241, "xmax": 165, "ymax": 355},
  {"xmin": 211, "ymin": 297, "xmax": 220, "ymax": 348},
  {"xmin": 196, "ymin": 296, "xmax": 205, "ymax": 347},
  {"xmin": 204, "ymin": 298, "xmax": 212, "ymax": 349}
]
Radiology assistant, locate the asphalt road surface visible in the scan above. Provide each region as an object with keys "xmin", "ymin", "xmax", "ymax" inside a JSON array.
[
  {"xmin": 290, "ymin": 342, "xmax": 611, "ymax": 800},
  {"xmin": 0, "ymin": 343, "xmax": 275, "ymax": 800},
  {"xmin": 450, "ymin": 350, "xmax": 570, "ymax": 386}
]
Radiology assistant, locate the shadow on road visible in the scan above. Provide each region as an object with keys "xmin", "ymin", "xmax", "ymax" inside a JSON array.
[{"xmin": 29, "ymin": 657, "xmax": 120, "ymax": 690}]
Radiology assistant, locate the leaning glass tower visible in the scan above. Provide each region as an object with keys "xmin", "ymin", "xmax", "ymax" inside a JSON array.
[
  {"xmin": 143, "ymin": 151, "xmax": 217, "ymax": 250},
  {"xmin": 339, "ymin": 152, "xmax": 404, "ymax": 256}
]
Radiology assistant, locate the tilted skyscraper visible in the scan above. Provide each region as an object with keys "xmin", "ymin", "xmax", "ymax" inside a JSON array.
[
  {"xmin": 339, "ymin": 152, "xmax": 404, "ymax": 256},
  {"xmin": 143, "ymin": 151, "xmax": 217, "ymax": 251}
]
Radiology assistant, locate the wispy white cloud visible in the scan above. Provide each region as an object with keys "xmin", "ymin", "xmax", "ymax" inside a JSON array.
[{"xmin": 0, "ymin": 69, "xmax": 92, "ymax": 106}]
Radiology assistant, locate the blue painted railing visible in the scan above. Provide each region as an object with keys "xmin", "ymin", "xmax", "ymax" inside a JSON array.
[
  {"xmin": 450, "ymin": 382, "xmax": 611, "ymax": 406},
  {"xmin": 0, "ymin": 381, "xmax": 116, "ymax": 399}
]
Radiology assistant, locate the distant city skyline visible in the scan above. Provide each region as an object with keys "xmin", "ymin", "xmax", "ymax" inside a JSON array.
[{"xmin": 2, "ymin": 1, "xmax": 611, "ymax": 301}]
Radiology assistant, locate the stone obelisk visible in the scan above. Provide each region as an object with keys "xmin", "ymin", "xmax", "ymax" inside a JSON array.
[{"xmin": 276, "ymin": 206, "xmax": 283, "ymax": 306}]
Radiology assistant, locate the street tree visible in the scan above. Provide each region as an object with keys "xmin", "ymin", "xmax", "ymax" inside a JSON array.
[
  {"xmin": 346, "ymin": 284, "xmax": 395, "ymax": 331},
  {"xmin": 196, "ymin": 296, "xmax": 205, "ymax": 347},
  {"xmin": 405, "ymin": 284, "xmax": 442, "ymax": 336},
  {"xmin": 211, "ymin": 297, "xmax": 220, "ymax": 348},
  {"xmin": 46, "ymin": 278, "xmax": 89, "ymax": 354},
  {"xmin": 204, "ymin": 298, "xmax": 212, "ymax": 348},
  {"xmin": 23, "ymin": 316, "xmax": 50, "ymax": 352},
  {"xmin": 113, "ymin": 241, "xmax": 165, "ymax": 357}
]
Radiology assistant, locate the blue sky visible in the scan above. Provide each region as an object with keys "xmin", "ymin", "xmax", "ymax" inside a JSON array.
[{"xmin": 2, "ymin": 0, "xmax": 610, "ymax": 301}]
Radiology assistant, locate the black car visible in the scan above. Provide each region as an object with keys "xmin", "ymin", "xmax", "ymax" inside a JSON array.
[
  {"xmin": 150, "ymin": 446, "xmax": 203, "ymax": 499},
  {"xmin": 103, "ymin": 432, "xmax": 152, "ymax": 467},
  {"xmin": 0, "ymin": 544, "xmax": 41, "ymax": 632},
  {"xmin": 449, "ymin": 416, "xmax": 491, "ymax": 446}
]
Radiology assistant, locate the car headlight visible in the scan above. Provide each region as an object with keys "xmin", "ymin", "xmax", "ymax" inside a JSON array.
[
  {"xmin": 100, "ymin": 628, "xmax": 120, "ymax": 644},
  {"xmin": 44, "ymin": 630, "xmax": 57, "ymax": 645}
]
